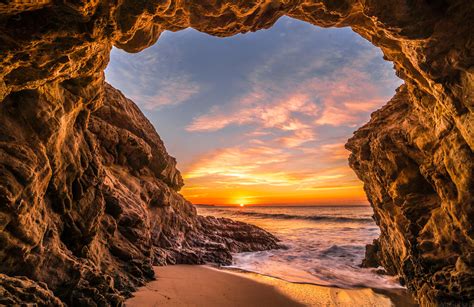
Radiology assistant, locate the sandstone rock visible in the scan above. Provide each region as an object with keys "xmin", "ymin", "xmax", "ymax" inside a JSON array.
[
  {"xmin": 0, "ymin": 82, "xmax": 280, "ymax": 305},
  {"xmin": 347, "ymin": 85, "xmax": 474, "ymax": 306},
  {"xmin": 361, "ymin": 239, "xmax": 382, "ymax": 270},
  {"xmin": 0, "ymin": 274, "xmax": 63, "ymax": 306},
  {"xmin": 0, "ymin": 0, "xmax": 473, "ymax": 306}
]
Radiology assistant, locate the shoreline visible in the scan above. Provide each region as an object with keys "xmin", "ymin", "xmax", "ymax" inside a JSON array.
[{"xmin": 125, "ymin": 265, "xmax": 417, "ymax": 306}]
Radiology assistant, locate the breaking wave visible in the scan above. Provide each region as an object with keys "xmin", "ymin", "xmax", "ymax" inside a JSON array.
[{"xmin": 209, "ymin": 209, "xmax": 374, "ymax": 223}]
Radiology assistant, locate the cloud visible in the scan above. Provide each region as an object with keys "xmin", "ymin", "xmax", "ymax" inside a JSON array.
[
  {"xmin": 186, "ymin": 92, "xmax": 319, "ymax": 132},
  {"xmin": 107, "ymin": 19, "xmax": 401, "ymax": 204},
  {"xmin": 314, "ymin": 105, "xmax": 359, "ymax": 126},
  {"xmin": 245, "ymin": 130, "xmax": 271, "ymax": 137},
  {"xmin": 185, "ymin": 105, "xmax": 252, "ymax": 132},
  {"xmin": 185, "ymin": 146, "xmax": 290, "ymax": 179},
  {"xmin": 133, "ymin": 75, "xmax": 201, "ymax": 110},
  {"xmin": 183, "ymin": 143, "xmax": 357, "ymax": 191},
  {"xmin": 184, "ymin": 145, "xmax": 310, "ymax": 186},
  {"xmin": 179, "ymin": 28, "xmax": 401, "ymax": 203},
  {"xmin": 310, "ymin": 77, "xmax": 385, "ymax": 126},
  {"xmin": 300, "ymin": 142, "xmax": 349, "ymax": 161},
  {"xmin": 277, "ymin": 129, "xmax": 316, "ymax": 147},
  {"xmin": 106, "ymin": 46, "xmax": 202, "ymax": 110},
  {"xmin": 186, "ymin": 43, "xmax": 399, "ymax": 136}
]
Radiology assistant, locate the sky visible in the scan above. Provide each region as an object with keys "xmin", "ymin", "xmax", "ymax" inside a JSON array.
[{"xmin": 105, "ymin": 17, "xmax": 402, "ymax": 206}]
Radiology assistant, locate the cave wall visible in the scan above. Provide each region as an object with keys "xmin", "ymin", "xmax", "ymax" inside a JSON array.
[
  {"xmin": 347, "ymin": 84, "xmax": 473, "ymax": 305},
  {"xmin": 0, "ymin": 77, "xmax": 280, "ymax": 305},
  {"xmin": 0, "ymin": 0, "xmax": 472, "ymax": 306}
]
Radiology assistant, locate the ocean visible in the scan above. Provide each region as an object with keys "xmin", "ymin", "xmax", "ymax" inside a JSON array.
[{"xmin": 196, "ymin": 205, "xmax": 402, "ymax": 290}]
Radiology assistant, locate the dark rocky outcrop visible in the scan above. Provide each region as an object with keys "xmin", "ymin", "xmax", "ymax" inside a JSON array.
[
  {"xmin": 0, "ymin": 79, "xmax": 280, "ymax": 305},
  {"xmin": 0, "ymin": 0, "xmax": 472, "ymax": 306},
  {"xmin": 0, "ymin": 274, "xmax": 63, "ymax": 306},
  {"xmin": 347, "ymin": 85, "xmax": 474, "ymax": 306}
]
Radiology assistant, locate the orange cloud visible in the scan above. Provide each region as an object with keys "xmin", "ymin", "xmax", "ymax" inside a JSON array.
[
  {"xmin": 186, "ymin": 93, "xmax": 319, "ymax": 132},
  {"xmin": 179, "ymin": 39, "xmax": 400, "ymax": 206},
  {"xmin": 277, "ymin": 129, "xmax": 316, "ymax": 147},
  {"xmin": 180, "ymin": 141, "xmax": 366, "ymax": 205},
  {"xmin": 184, "ymin": 146, "xmax": 293, "ymax": 185}
]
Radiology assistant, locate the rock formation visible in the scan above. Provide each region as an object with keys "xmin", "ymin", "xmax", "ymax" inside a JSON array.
[
  {"xmin": 347, "ymin": 84, "xmax": 473, "ymax": 306},
  {"xmin": 0, "ymin": 0, "xmax": 472, "ymax": 306},
  {"xmin": 0, "ymin": 75, "xmax": 280, "ymax": 305},
  {"xmin": 0, "ymin": 274, "xmax": 63, "ymax": 306}
]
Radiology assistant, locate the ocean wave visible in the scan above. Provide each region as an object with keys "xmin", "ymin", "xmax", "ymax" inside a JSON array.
[{"xmin": 209, "ymin": 209, "xmax": 374, "ymax": 223}]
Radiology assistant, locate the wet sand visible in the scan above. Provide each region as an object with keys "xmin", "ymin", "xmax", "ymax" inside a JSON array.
[{"xmin": 125, "ymin": 265, "xmax": 417, "ymax": 306}]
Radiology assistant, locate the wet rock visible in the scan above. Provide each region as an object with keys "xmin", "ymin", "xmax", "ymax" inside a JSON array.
[{"xmin": 361, "ymin": 239, "xmax": 382, "ymax": 269}]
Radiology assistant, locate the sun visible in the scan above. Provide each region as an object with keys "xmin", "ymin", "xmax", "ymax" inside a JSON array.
[{"xmin": 239, "ymin": 203, "xmax": 245, "ymax": 207}]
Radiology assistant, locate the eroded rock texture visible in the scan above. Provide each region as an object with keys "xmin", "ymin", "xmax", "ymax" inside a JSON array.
[
  {"xmin": 0, "ymin": 0, "xmax": 473, "ymax": 306},
  {"xmin": 0, "ymin": 79, "xmax": 279, "ymax": 305},
  {"xmin": 0, "ymin": 274, "xmax": 63, "ymax": 306},
  {"xmin": 347, "ymin": 84, "xmax": 473, "ymax": 306}
]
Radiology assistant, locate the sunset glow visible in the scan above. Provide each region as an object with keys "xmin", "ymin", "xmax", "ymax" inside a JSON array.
[{"xmin": 106, "ymin": 17, "xmax": 401, "ymax": 206}]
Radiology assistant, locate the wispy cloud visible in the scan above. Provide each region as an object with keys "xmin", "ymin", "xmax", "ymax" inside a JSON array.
[
  {"xmin": 106, "ymin": 42, "xmax": 202, "ymax": 110},
  {"xmin": 183, "ymin": 143, "xmax": 358, "ymax": 192},
  {"xmin": 186, "ymin": 41, "xmax": 398, "ymax": 134},
  {"xmin": 107, "ymin": 17, "xmax": 401, "ymax": 204},
  {"xmin": 133, "ymin": 75, "xmax": 201, "ymax": 110},
  {"xmin": 186, "ymin": 93, "xmax": 319, "ymax": 132},
  {"xmin": 179, "ymin": 21, "xmax": 400, "ymax": 204},
  {"xmin": 185, "ymin": 146, "xmax": 290, "ymax": 181},
  {"xmin": 277, "ymin": 129, "xmax": 316, "ymax": 147}
]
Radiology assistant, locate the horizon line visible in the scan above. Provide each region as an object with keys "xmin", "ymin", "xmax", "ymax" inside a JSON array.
[{"xmin": 193, "ymin": 203, "xmax": 371, "ymax": 207}]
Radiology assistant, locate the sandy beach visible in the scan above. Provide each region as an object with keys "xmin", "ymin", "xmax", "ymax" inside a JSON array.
[{"xmin": 125, "ymin": 265, "xmax": 416, "ymax": 307}]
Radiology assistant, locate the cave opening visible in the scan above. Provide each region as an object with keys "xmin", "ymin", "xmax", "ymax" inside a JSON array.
[
  {"xmin": 1, "ymin": 1, "xmax": 471, "ymax": 305},
  {"xmin": 105, "ymin": 16, "xmax": 402, "ymax": 206},
  {"xmin": 105, "ymin": 17, "xmax": 404, "ymax": 289}
]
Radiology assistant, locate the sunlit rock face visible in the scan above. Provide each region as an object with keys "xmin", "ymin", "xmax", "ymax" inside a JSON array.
[
  {"xmin": 0, "ymin": 77, "xmax": 280, "ymax": 305},
  {"xmin": 0, "ymin": 0, "xmax": 472, "ymax": 306},
  {"xmin": 347, "ymin": 85, "xmax": 473, "ymax": 306}
]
